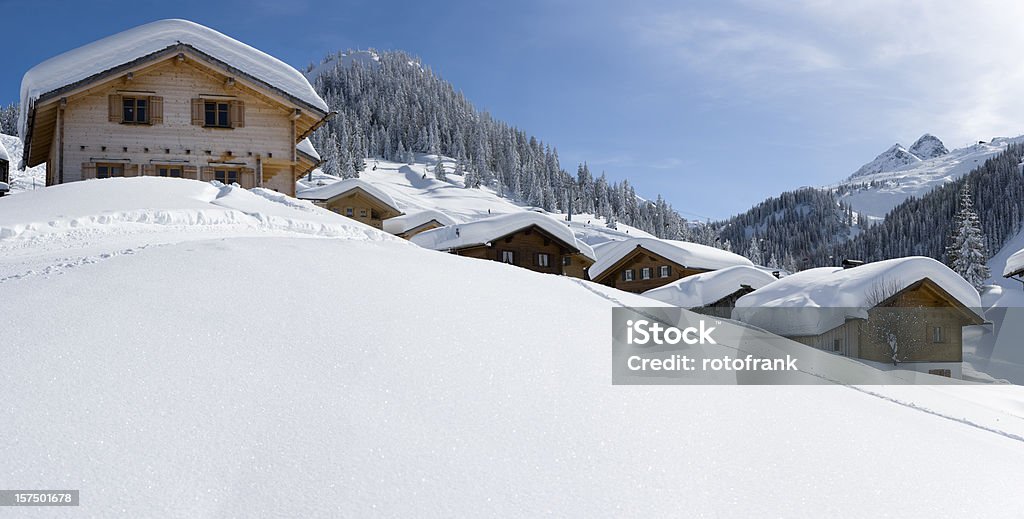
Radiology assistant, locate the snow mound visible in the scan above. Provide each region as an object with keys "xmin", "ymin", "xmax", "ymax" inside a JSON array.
[
  {"xmin": 643, "ymin": 265, "xmax": 778, "ymax": 308},
  {"xmin": 0, "ymin": 177, "xmax": 394, "ymax": 242},
  {"xmin": 382, "ymin": 209, "xmax": 457, "ymax": 235},
  {"xmin": 0, "ymin": 138, "xmax": 9, "ymax": 162},
  {"xmin": 589, "ymin": 237, "xmax": 753, "ymax": 280},
  {"xmin": 410, "ymin": 211, "xmax": 595, "ymax": 260},
  {"xmin": 20, "ymin": 18, "xmax": 327, "ymax": 138},
  {"xmin": 296, "ymin": 177, "xmax": 400, "ymax": 212},
  {"xmin": 734, "ymin": 256, "xmax": 982, "ymax": 336}
]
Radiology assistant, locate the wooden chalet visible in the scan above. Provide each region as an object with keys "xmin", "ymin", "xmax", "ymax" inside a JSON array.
[{"xmin": 18, "ymin": 19, "xmax": 331, "ymax": 196}]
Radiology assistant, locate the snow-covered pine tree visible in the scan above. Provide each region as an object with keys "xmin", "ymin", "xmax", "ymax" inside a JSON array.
[
  {"xmin": 434, "ymin": 161, "xmax": 447, "ymax": 181},
  {"xmin": 946, "ymin": 184, "xmax": 990, "ymax": 290},
  {"xmin": 748, "ymin": 237, "xmax": 764, "ymax": 266},
  {"xmin": 0, "ymin": 102, "xmax": 17, "ymax": 135}
]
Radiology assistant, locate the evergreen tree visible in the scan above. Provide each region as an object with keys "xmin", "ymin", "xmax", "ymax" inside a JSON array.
[
  {"xmin": 946, "ymin": 185, "xmax": 990, "ymax": 290},
  {"xmin": 748, "ymin": 237, "xmax": 764, "ymax": 265},
  {"xmin": 0, "ymin": 102, "xmax": 18, "ymax": 135},
  {"xmin": 434, "ymin": 161, "xmax": 447, "ymax": 181}
]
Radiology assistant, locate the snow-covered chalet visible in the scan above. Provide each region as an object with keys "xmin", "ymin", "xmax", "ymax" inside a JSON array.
[
  {"xmin": 588, "ymin": 237, "xmax": 753, "ymax": 293},
  {"xmin": 18, "ymin": 19, "xmax": 330, "ymax": 195}
]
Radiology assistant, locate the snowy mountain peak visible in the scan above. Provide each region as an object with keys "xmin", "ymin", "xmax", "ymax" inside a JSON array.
[
  {"xmin": 848, "ymin": 143, "xmax": 921, "ymax": 180},
  {"xmin": 908, "ymin": 133, "xmax": 948, "ymax": 160}
]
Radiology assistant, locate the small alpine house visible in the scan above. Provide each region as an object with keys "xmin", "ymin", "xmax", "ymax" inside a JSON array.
[
  {"xmin": 19, "ymin": 19, "xmax": 330, "ymax": 195},
  {"xmin": 589, "ymin": 237, "xmax": 753, "ymax": 293},
  {"xmin": 733, "ymin": 257, "xmax": 985, "ymax": 379},
  {"xmin": 297, "ymin": 178, "xmax": 403, "ymax": 229},
  {"xmin": 410, "ymin": 212, "xmax": 596, "ymax": 278}
]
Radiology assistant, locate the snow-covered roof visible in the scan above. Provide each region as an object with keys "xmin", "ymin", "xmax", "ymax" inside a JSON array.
[
  {"xmin": 1003, "ymin": 248, "xmax": 1024, "ymax": 277},
  {"xmin": 20, "ymin": 19, "xmax": 328, "ymax": 138},
  {"xmin": 0, "ymin": 139, "xmax": 9, "ymax": 162},
  {"xmin": 733, "ymin": 256, "xmax": 983, "ymax": 336},
  {"xmin": 589, "ymin": 238, "xmax": 753, "ymax": 280},
  {"xmin": 382, "ymin": 210, "xmax": 457, "ymax": 235},
  {"xmin": 642, "ymin": 265, "xmax": 778, "ymax": 308},
  {"xmin": 296, "ymin": 138, "xmax": 320, "ymax": 161},
  {"xmin": 296, "ymin": 178, "xmax": 400, "ymax": 212},
  {"xmin": 410, "ymin": 211, "xmax": 596, "ymax": 261}
]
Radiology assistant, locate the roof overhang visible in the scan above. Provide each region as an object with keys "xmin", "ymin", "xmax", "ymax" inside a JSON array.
[{"xmin": 24, "ymin": 43, "xmax": 330, "ymax": 168}]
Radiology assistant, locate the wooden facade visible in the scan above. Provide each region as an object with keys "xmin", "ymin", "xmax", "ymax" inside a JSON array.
[
  {"xmin": 305, "ymin": 187, "xmax": 402, "ymax": 229},
  {"xmin": 790, "ymin": 278, "xmax": 983, "ymax": 369},
  {"xmin": 23, "ymin": 45, "xmax": 329, "ymax": 196},
  {"xmin": 592, "ymin": 245, "xmax": 709, "ymax": 293},
  {"xmin": 450, "ymin": 225, "xmax": 593, "ymax": 278},
  {"xmin": 690, "ymin": 287, "xmax": 758, "ymax": 318}
]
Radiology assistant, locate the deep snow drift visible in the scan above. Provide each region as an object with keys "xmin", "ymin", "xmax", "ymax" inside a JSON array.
[{"xmin": 2, "ymin": 179, "xmax": 1024, "ymax": 517}]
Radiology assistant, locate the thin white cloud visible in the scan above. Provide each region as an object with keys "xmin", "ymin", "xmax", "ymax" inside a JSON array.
[{"xmin": 625, "ymin": 0, "xmax": 1024, "ymax": 146}]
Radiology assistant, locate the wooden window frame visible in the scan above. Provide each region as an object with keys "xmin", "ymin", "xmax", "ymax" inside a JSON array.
[
  {"xmin": 928, "ymin": 369, "xmax": 951, "ymax": 378},
  {"xmin": 932, "ymin": 326, "xmax": 945, "ymax": 343},
  {"xmin": 121, "ymin": 96, "xmax": 150, "ymax": 124},
  {"xmin": 359, "ymin": 208, "xmax": 368, "ymax": 218},
  {"xmin": 204, "ymin": 101, "xmax": 232, "ymax": 128},
  {"xmin": 213, "ymin": 168, "xmax": 240, "ymax": 185},
  {"xmin": 562, "ymin": 256, "xmax": 572, "ymax": 266},
  {"xmin": 537, "ymin": 253, "xmax": 551, "ymax": 268},
  {"xmin": 500, "ymin": 250, "xmax": 515, "ymax": 264},
  {"xmin": 659, "ymin": 265, "xmax": 671, "ymax": 278},
  {"xmin": 623, "ymin": 269, "xmax": 635, "ymax": 282},
  {"xmin": 156, "ymin": 166, "xmax": 184, "ymax": 178},
  {"xmin": 832, "ymin": 338, "xmax": 843, "ymax": 352},
  {"xmin": 641, "ymin": 267, "xmax": 652, "ymax": 280},
  {"xmin": 345, "ymin": 207, "xmax": 354, "ymax": 217},
  {"xmin": 95, "ymin": 162, "xmax": 126, "ymax": 179}
]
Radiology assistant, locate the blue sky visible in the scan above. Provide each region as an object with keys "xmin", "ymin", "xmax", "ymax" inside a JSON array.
[{"xmin": 3, "ymin": 0, "xmax": 1023, "ymax": 219}]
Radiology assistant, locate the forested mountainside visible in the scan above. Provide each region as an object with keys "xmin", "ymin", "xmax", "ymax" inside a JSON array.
[
  {"xmin": 718, "ymin": 143, "xmax": 1024, "ymax": 270},
  {"xmin": 304, "ymin": 50, "xmax": 692, "ymax": 240},
  {"xmin": 837, "ymin": 143, "xmax": 1024, "ymax": 264},
  {"xmin": 713, "ymin": 188, "xmax": 865, "ymax": 270}
]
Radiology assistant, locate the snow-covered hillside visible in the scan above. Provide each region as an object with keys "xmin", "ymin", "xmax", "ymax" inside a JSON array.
[
  {"xmin": 3, "ymin": 178, "xmax": 1024, "ymax": 516},
  {"xmin": 832, "ymin": 135, "xmax": 1024, "ymax": 220},
  {"xmin": 298, "ymin": 154, "xmax": 655, "ymax": 247},
  {"xmin": 1, "ymin": 133, "xmax": 45, "ymax": 193}
]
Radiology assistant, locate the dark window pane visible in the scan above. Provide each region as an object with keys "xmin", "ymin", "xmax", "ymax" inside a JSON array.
[
  {"xmin": 137, "ymin": 106, "xmax": 146, "ymax": 122},
  {"xmin": 159, "ymin": 168, "xmax": 167, "ymax": 176},
  {"xmin": 123, "ymin": 99, "xmax": 134, "ymax": 122},
  {"xmin": 218, "ymin": 104, "xmax": 229, "ymax": 127},
  {"xmin": 97, "ymin": 166, "xmax": 108, "ymax": 178}
]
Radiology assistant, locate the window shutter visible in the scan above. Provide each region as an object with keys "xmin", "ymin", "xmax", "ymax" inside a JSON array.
[
  {"xmin": 230, "ymin": 100, "xmax": 245, "ymax": 128},
  {"xmin": 149, "ymin": 96, "xmax": 163, "ymax": 124},
  {"xmin": 200, "ymin": 167, "xmax": 215, "ymax": 182},
  {"xmin": 240, "ymin": 167, "xmax": 256, "ymax": 188},
  {"xmin": 191, "ymin": 98, "xmax": 204, "ymax": 125},
  {"xmin": 184, "ymin": 165, "xmax": 199, "ymax": 179},
  {"xmin": 81, "ymin": 162, "xmax": 96, "ymax": 179},
  {"xmin": 108, "ymin": 95, "xmax": 122, "ymax": 123}
]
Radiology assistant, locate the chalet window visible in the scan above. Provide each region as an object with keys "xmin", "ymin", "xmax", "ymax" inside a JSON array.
[
  {"xmin": 345, "ymin": 207, "xmax": 354, "ymax": 216},
  {"xmin": 623, "ymin": 269, "xmax": 635, "ymax": 282},
  {"xmin": 641, "ymin": 267, "xmax": 652, "ymax": 280},
  {"xmin": 563, "ymin": 256, "xmax": 572, "ymax": 266},
  {"xmin": 205, "ymin": 101, "xmax": 231, "ymax": 128},
  {"xmin": 214, "ymin": 169, "xmax": 239, "ymax": 185},
  {"xmin": 96, "ymin": 163, "xmax": 125, "ymax": 179},
  {"xmin": 659, "ymin": 265, "xmax": 671, "ymax": 278},
  {"xmin": 158, "ymin": 167, "xmax": 183, "ymax": 178},
  {"xmin": 501, "ymin": 250, "xmax": 515, "ymax": 264},
  {"xmin": 121, "ymin": 97, "xmax": 149, "ymax": 124},
  {"xmin": 360, "ymin": 209, "xmax": 368, "ymax": 218},
  {"xmin": 833, "ymin": 339, "xmax": 843, "ymax": 352},
  {"xmin": 928, "ymin": 369, "xmax": 951, "ymax": 378},
  {"xmin": 537, "ymin": 253, "xmax": 551, "ymax": 267},
  {"xmin": 932, "ymin": 326, "xmax": 944, "ymax": 343}
]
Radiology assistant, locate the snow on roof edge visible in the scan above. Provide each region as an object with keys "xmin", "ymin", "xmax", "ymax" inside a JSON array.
[
  {"xmin": 19, "ymin": 19, "xmax": 328, "ymax": 140},
  {"xmin": 589, "ymin": 238, "xmax": 753, "ymax": 279},
  {"xmin": 410, "ymin": 212, "xmax": 595, "ymax": 261},
  {"xmin": 296, "ymin": 178, "xmax": 400, "ymax": 212},
  {"xmin": 642, "ymin": 265, "xmax": 778, "ymax": 308}
]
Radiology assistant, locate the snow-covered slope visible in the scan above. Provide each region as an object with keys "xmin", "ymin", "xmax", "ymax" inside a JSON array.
[
  {"xmin": 3, "ymin": 178, "xmax": 1024, "ymax": 516},
  {"xmin": 0, "ymin": 133, "xmax": 45, "ymax": 193},
  {"xmin": 832, "ymin": 135, "xmax": 1024, "ymax": 220},
  {"xmin": 297, "ymin": 154, "xmax": 654, "ymax": 246}
]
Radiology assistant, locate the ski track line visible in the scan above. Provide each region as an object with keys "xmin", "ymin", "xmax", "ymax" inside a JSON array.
[{"xmin": 570, "ymin": 278, "xmax": 1024, "ymax": 446}]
